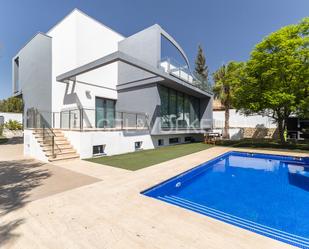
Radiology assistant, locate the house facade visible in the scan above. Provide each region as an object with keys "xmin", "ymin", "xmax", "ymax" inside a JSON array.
[{"xmin": 13, "ymin": 9, "xmax": 213, "ymax": 162}]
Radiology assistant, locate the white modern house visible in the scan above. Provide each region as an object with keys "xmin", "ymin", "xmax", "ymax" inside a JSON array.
[{"xmin": 13, "ymin": 9, "xmax": 213, "ymax": 162}]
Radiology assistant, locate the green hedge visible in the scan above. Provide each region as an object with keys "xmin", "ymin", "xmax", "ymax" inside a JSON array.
[{"xmin": 4, "ymin": 120, "xmax": 23, "ymax": 130}]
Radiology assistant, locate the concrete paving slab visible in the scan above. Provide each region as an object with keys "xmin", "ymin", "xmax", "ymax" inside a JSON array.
[{"xmin": 1, "ymin": 146, "xmax": 303, "ymax": 249}]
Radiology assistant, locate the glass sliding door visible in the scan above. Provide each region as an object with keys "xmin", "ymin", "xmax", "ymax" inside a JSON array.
[
  {"xmin": 105, "ymin": 99, "xmax": 115, "ymax": 128},
  {"xmin": 169, "ymin": 89, "xmax": 177, "ymax": 127},
  {"xmin": 190, "ymin": 96, "xmax": 200, "ymax": 128},
  {"xmin": 177, "ymin": 92, "xmax": 185, "ymax": 128},
  {"xmin": 159, "ymin": 85, "xmax": 200, "ymax": 129},
  {"xmin": 193, "ymin": 98, "xmax": 200, "ymax": 128},
  {"xmin": 159, "ymin": 86, "xmax": 169, "ymax": 128},
  {"xmin": 95, "ymin": 97, "xmax": 116, "ymax": 128},
  {"xmin": 184, "ymin": 95, "xmax": 191, "ymax": 128}
]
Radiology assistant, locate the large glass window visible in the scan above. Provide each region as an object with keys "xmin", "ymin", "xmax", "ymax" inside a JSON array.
[
  {"xmin": 159, "ymin": 86, "xmax": 169, "ymax": 128},
  {"xmin": 13, "ymin": 57, "xmax": 19, "ymax": 93},
  {"xmin": 177, "ymin": 92, "xmax": 184, "ymax": 128},
  {"xmin": 169, "ymin": 89, "xmax": 177, "ymax": 127},
  {"xmin": 159, "ymin": 86, "xmax": 200, "ymax": 129},
  {"xmin": 95, "ymin": 97, "xmax": 116, "ymax": 128}
]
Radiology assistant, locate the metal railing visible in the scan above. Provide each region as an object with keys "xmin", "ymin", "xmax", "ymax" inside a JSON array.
[
  {"xmin": 27, "ymin": 108, "xmax": 149, "ymax": 131},
  {"xmin": 26, "ymin": 108, "xmax": 61, "ymax": 158},
  {"xmin": 159, "ymin": 57, "xmax": 213, "ymax": 94},
  {"xmin": 54, "ymin": 108, "xmax": 149, "ymax": 130},
  {"xmin": 159, "ymin": 57, "xmax": 193, "ymax": 83}
]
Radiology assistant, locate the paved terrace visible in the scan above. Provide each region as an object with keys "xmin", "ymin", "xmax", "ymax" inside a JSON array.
[{"xmin": 0, "ymin": 141, "xmax": 302, "ymax": 249}]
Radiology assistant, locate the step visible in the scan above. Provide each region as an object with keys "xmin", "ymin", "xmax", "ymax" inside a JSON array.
[
  {"xmin": 51, "ymin": 129, "xmax": 66, "ymax": 133},
  {"xmin": 45, "ymin": 148, "xmax": 76, "ymax": 156},
  {"xmin": 42, "ymin": 144, "xmax": 73, "ymax": 150},
  {"xmin": 34, "ymin": 132, "xmax": 64, "ymax": 137},
  {"xmin": 33, "ymin": 129, "xmax": 64, "ymax": 133},
  {"xmin": 39, "ymin": 140, "xmax": 71, "ymax": 146},
  {"xmin": 48, "ymin": 153, "xmax": 79, "ymax": 162},
  {"xmin": 36, "ymin": 136, "xmax": 66, "ymax": 142}
]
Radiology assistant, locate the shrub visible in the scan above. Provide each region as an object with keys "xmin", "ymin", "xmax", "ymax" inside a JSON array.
[
  {"xmin": 0, "ymin": 124, "xmax": 3, "ymax": 136},
  {"xmin": 4, "ymin": 120, "xmax": 23, "ymax": 130}
]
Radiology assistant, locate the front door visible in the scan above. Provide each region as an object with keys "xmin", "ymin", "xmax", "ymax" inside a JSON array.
[{"xmin": 95, "ymin": 97, "xmax": 116, "ymax": 128}]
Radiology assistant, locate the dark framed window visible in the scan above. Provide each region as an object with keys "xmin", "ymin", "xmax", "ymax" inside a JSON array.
[
  {"xmin": 135, "ymin": 141, "xmax": 142, "ymax": 150},
  {"xmin": 185, "ymin": 136, "xmax": 192, "ymax": 142},
  {"xmin": 159, "ymin": 85, "xmax": 200, "ymax": 129},
  {"xmin": 159, "ymin": 86, "xmax": 169, "ymax": 128},
  {"xmin": 169, "ymin": 89, "xmax": 177, "ymax": 127},
  {"xmin": 93, "ymin": 145, "xmax": 105, "ymax": 156},
  {"xmin": 169, "ymin": 137, "xmax": 179, "ymax": 144},
  {"xmin": 95, "ymin": 97, "xmax": 116, "ymax": 128},
  {"xmin": 158, "ymin": 139, "xmax": 164, "ymax": 146},
  {"xmin": 13, "ymin": 57, "xmax": 19, "ymax": 93}
]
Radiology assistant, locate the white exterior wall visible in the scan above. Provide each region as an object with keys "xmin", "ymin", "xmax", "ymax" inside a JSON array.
[
  {"xmin": 62, "ymin": 131, "xmax": 155, "ymax": 158},
  {"xmin": 47, "ymin": 10, "xmax": 124, "ymax": 113},
  {"xmin": 23, "ymin": 129, "xmax": 48, "ymax": 162},
  {"xmin": 0, "ymin": 112, "xmax": 23, "ymax": 124},
  {"xmin": 213, "ymin": 109, "xmax": 276, "ymax": 128},
  {"xmin": 62, "ymin": 131, "xmax": 203, "ymax": 159},
  {"xmin": 48, "ymin": 12, "xmax": 78, "ymax": 113}
]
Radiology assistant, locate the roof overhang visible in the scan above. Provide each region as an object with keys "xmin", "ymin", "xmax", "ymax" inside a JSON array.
[{"xmin": 56, "ymin": 51, "xmax": 212, "ymax": 98}]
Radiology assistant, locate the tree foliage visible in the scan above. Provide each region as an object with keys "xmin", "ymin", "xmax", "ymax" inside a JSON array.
[
  {"xmin": 194, "ymin": 45, "xmax": 211, "ymax": 91},
  {"xmin": 213, "ymin": 61, "xmax": 245, "ymax": 138},
  {"xmin": 233, "ymin": 17, "xmax": 309, "ymax": 143},
  {"xmin": 0, "ymin": 97, "xmax": 23, "ymax": 113}
]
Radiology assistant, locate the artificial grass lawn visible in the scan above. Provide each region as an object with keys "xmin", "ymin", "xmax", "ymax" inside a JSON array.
[
  {"xmin": 86, "ymin": 142, "xmax": 213, "ymax": 171},
  {"xmin": 216, "ymin": 138, "xmax": 309, "ymax": 153}
]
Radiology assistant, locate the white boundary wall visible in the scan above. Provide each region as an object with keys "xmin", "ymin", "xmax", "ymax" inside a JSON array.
[
  {"xmin": 213, "ymin": 109, "xmax": 276, "ymax": 128},
  {"xmin": 0, "ymin": 112, "xmax": 23, "ymax": 124}
]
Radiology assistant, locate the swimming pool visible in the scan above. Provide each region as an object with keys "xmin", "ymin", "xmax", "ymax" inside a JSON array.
[{"xmin": 142, "ymin": 151, "xmax": 309, "ymax": 248}]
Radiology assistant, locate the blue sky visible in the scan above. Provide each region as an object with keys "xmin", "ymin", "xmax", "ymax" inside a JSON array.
[{"xmin": 0, "ymin": 0, "xmax": 308, "ymax": 100}]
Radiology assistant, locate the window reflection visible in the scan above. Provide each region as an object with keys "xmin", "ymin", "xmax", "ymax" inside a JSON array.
[{"xmin": 159, "ymin": 85, "xmax": 200, "ymax": 129}]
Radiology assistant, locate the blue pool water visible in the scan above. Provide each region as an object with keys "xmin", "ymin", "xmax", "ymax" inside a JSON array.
[{"xmin": 142, "ymin": 151, "xmax": 309, "ymax": 248}]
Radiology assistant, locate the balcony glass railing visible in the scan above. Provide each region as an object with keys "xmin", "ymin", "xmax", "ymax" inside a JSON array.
[
  {"xmin": 159, "ymin": 58, "xmax": 193, "ymax": 84},
  {"xmin": 158, "ymin": 57, "xmax": 212, "ymax": 93},
  {"xmin": 26, "ymin": 108, "xmax": 149, "ymax": 131}
]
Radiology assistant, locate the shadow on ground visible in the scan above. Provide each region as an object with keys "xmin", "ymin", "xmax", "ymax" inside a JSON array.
[
  {"xmin": 2, "ymin": 137, "xmax": 24, "ymax": 145},
  {"xmin": 0, "ymin": 159, "xmax": 51, "ymax": 246},
  {"xmin": 0, "ymin": 159, "xmax": 51, "ymax": 214},
  {"xmin": 0, "ymin": 219, "xmax": 24, "ymax": 246}
]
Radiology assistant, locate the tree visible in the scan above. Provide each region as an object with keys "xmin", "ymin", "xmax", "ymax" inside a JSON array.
[
  {"xmin": 213, "ymin": 62, "xmax": 245, "ymax": 139},
  {"xmin": 0, "ymin": 97, "xmax": 23, "ymax": 113},
  {"xmin": 194, "ymin": 45, "xmax": 211, "ymax": 91},
  {"xmin": 233, "ymin": 17, "xmax": 309, "ymax": 143}
]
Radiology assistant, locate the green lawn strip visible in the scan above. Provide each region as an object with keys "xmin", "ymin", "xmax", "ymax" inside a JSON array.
[
  {"xmin": 216, "ymin": 139, "xmax": 309, "ymax": 153},
  {"xmin": 86, "ymin": 143, "xmax": 213, "ymax": 171},
  {"xmin": 0, "ymin": 137, "xmax": 8, "ymax": 144}
]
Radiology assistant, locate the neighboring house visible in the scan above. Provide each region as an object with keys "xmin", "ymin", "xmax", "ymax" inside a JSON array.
[{"xmin": 13, "ymin": 9, "xmax": 213, "ymax": 162}]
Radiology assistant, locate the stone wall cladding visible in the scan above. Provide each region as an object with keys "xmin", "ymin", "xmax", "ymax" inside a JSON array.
[{"xmin": 242, "ymin": 127, "xmax": 278, "ymax": 139}]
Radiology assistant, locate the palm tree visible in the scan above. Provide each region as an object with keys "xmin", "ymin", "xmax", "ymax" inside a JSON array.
[{"xmin": 213, "ymin": 62, "xmax": 243, "ymax": 139}]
